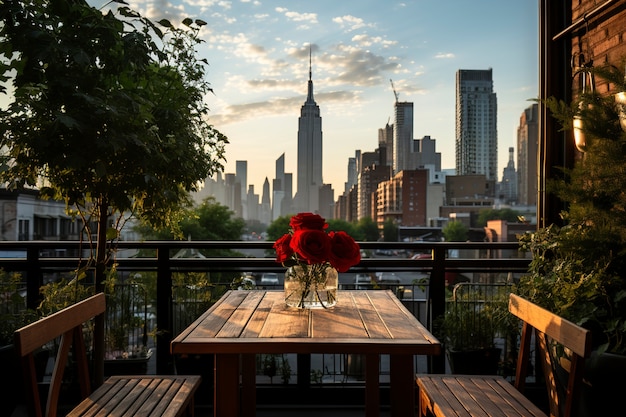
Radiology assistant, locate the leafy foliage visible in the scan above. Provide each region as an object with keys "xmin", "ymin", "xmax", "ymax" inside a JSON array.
[
  {"xmin": 518, "ymin": 61, "xmax": 626, "ymax": 354},
  {"xmin": 382, "ymin": 218, "xmax": 398, "ymax": 242},
  {"xmin": 0, "ymin": 0, "xmax": 227, "ymax": 281},
  {"xmin": 477, "ymin": 208, "xmax": 523, "ymax": 227},
  {"xmin": 442, "ymin": 220, "xmax": 468, "ymax": 242},
  {"xmin": 136, "ymin": 197, "xmax": 245, "ymax": 256}
]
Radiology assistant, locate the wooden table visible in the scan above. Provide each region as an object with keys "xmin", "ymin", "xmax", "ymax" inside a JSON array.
[{"xmin": 171, "ymin": 290, "xmax": 441, "ymax": 417}]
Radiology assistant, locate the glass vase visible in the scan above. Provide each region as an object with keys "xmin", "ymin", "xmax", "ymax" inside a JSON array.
[{"xmin": 284, "ymin": 264, "xmax": 338, "ymax": 309}]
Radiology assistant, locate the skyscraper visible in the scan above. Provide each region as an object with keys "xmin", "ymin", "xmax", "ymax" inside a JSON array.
[
  {"xmin": 517, "ymin": 103, "xmax": 538, "ymax": 206},
  {"xmin": 294, "ymin": 50, "xmax": 323, "ymax": 213},
  {"xmin": 455, "ymin": 69, "xmax": 498, "ymax": 181},
  {"xmin": 235, "ymin": 160, "xmax": 248, "ymax": 219},
  {"xmin": 500, "ymin": 147, "xmax": 518, "ymax": 204},
  {"xmin": 393, "ymin": 101, "xmax": 414, "ymax": 175}
]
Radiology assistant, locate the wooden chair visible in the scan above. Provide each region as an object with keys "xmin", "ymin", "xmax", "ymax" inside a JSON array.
[
  {"xmin": 416, "ymin": 293, "xmax": 592, "ymax": 417},
  {"xmin": 14, "ymin": 293, "xmax": 201, "ymax": 417}
]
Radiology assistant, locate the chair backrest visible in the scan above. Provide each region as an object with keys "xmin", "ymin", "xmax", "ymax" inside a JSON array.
[
  {"xmin": 508, "ymin": 293, "xmax": 592, "ymax": 417},
  {"xmin": 14, "ymin": 293, "xmax": 106, "ymax": 417}
]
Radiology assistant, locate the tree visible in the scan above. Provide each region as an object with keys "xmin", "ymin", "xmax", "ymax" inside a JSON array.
[
  {"xmin": 355, "ymin": 217, "xmax": 380, "ymax": 241},
  {"xmin": 382, "ymin": 218, "xmax": 398, "ymax": 242},
  {"xmin": 327, "ymin": 218, "xmax": 364, "ymax": 241},
  {"xmin": 443, "ymin": 221, "xmax": 468, "ymax": 242},
  {"xmin": 1, "ymin": 2, "xmax": 227, "ymax": 382},
  {"xmin": 0, "ymin": 0, "xmax": 227, "ymax": 288},
  {"xmin": 137, "ymin": 197, "xmax": 245, "ymax": 255},
  {"xmin": 476, "ymin": 208, "xmax": 522, "ymax": 226},
  {"xmin": 266, "ymin": 215, "xmax": 293, "ymax": 242}
]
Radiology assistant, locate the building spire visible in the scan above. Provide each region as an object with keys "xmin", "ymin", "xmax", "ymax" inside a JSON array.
[{"xmin": 307, "ymin": 44, "xmax": 315, "ymax": 103}]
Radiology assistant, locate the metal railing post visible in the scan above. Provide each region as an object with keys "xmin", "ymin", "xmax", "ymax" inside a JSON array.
[
  {"xmin": 430, "ymin": 246, "xmax": 446, "ymax": 374},
  {"xmin": 156, "ymin": 244, "xmax": 174, "ymax": 374}
]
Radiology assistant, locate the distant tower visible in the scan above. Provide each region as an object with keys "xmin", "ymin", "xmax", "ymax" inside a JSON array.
[
  {"xmin": 517, "ymin": 103, "xmax": 538, "ymax": 206},
  {"xmin": 455, "ymin": 69, "xmax": 498, "ymax": 180},
  {"xmin": 294, "ymin": 46, "xmax": 323, "ymax": 213},
  {"xmin": 500, "ymin": 147, "xmax": 518, "ymax": 204},
  {"xmin": 378, "ymin": 121, "xmax": 394, "ymax": 167},
  {"xmin": 393, "ymin": 101, "xmax": 414, "ymax": 175},
  {"xmin": 235, "ymin": 161, "xmax": 248, "ymax": 219}
]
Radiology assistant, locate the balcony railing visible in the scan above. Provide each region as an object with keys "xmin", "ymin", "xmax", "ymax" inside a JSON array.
[{"xmin": 0, "ymin": 240, "xmax": 529, "ymax": 378}]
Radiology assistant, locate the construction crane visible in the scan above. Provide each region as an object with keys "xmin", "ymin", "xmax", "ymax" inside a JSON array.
[{"xmin": 390, "ymin": 78, "xmax": 399, "ymax": 103}]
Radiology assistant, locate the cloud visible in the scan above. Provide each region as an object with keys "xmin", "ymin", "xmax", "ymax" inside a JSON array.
[
  {"xmin": 275, "ymin": 7, "xmax": 318, "ymax": 25},
  {"xmin": 211, "ymin": 90, "xmax": 359, "ymax": 126},
  {"xmin": 323, "ymin": 45, "xmax": 401, "ymax": 87},
  {"xmin": 435, "ymin": 52, "xmax": 455, "ymax": 59},
  {"xmin": 332, "ymin": 15, "xmax": 374, "ymax": 31},
  {"xmin": 351, "ymin": 34, "xmax": 397, "ymax": 48}
]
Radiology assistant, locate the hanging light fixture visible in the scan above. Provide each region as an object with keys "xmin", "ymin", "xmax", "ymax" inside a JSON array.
[
  {"xmin": 616, "ymin": 92, "xmax": 626, "ymax": 132},
  {"xmin": 616, "ymin": 66, "xmax": 626, "ymax": 132},
  {"xmin": 572, "ymin": 61, "xmax": 594, "ymax": 153}
]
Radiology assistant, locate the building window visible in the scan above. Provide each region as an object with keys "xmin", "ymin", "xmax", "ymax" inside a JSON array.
[
  {"xmin": 34, "ymin": 216, "xmax": 57, "ymax": 239},
  {"xmin": 18, "ymin": 219, "xmax": 29, "ymax": 241}
]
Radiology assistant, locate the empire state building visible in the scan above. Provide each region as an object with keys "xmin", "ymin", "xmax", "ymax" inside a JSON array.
[{"xmin": 294, "ymin": 52, "xmax": 323, "ymax": 214}]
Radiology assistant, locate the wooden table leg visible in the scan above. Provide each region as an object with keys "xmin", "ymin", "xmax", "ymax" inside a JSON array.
[
  {"xmin": 215, "ymin": 353, "xmax": 240, "ymax": 417},
  {"xmin": 241, "ymin": 354, "xmax": 256, "ymax": 417},
  {"xmin": 390, "ymin": 354, "xmax": 414, "ymax": 417},
  {"xmin": 365, "ymin": 354, "xmax": 380, "ymax": 417}
]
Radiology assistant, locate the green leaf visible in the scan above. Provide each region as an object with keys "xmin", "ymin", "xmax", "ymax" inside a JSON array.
[
  {"xmin": 157, "ymin": 19, "xmax": 173, "ymax": 28},
  {"xmin": 106, "ymin": 227, "xmax": 119, "ymax": 241}
]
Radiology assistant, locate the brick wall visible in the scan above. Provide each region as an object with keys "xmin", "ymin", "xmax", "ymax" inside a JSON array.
[{"xmin": 571, "ymin": 0, "xmax": 626, "ymax": 95}]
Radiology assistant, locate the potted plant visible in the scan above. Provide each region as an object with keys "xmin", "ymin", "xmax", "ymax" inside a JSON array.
[
  {"xmin": 437, "ymin": 285, "xmax": 514, "ymax": 375},
  {"xmin": 518, "ymin": 61, "xmax": 626, "ymax": 416},
  {"xmin": 102, "ymin": 273, "xmax": 154, "ymax": 376}
]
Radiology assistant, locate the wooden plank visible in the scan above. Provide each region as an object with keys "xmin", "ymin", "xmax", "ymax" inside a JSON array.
[
  {"xmin": 15, "ymin": 293, "xmax": 106, "ymax": 356},
  {"xmin": 215, "ymin": 354, "xmax": 240, "ymax": 417},
  {"xmin": 110, "ymin": 378, "xmax": 159, "ymax": 417},
  {"xmin": 440, "ymin": 377, "xmax": 489, "ymax": 417},
  {"xmin": 417, "ymin": 375, "xmax": 548, "ymax": 417},
  {"xmin": 390, "ymin": 355, "xmax": 414, "ymax": 417},
  {"xmin": 369, "ymin": 291, "xmax": 427, "ymax": 340},
  {"xmin": 311, "ymin": 296, "xmax": 369, "ymax": 338},
  {"xmin": 352, "ymin": 292, "xmax": 392, "ymax": 339},
  {"xmin": 240, "ymin": 292, "xmax": 275, "ymax": 338},
  {"xmin": 187, "ymin": 291, "xmax": 246, "ymax": 339},
  {"xmin": 171, "ymin": 291, "xmax": 233, "ymax": 345},
  {"xmin": 147, "ymin": 379, "xmax": 185, "ymax": 417},
  {"xmin": 258, "ymin": 300, "xmax": 309, "ymax": 338},
  {"xmin": 417, "ymin": 376, "xmax": 471, "ymax": 417},
  {"xmin": 509, "ymin": 294, "xmax": 591, "ymax": 357},
  {"xmin": 365, "ymin": 354, "xmax": 380, "ymax": 417},
  {"xmin": 473, "ymin": 377, "xmax": 524, "ymax": 417},
  {"xmin": 66, "ymin": 378, "xmax": 128, "ymax": 416},
  {"xmin": 160, "ymin": 377, "xmax": 201, "ymax": 417},
  {"xmin": 491, "ymin": 377, "xmax": 546, "ymax": 417},
  {"xmin": 217, "ymin": 291, "xmax": 264, "ymax": 338}
]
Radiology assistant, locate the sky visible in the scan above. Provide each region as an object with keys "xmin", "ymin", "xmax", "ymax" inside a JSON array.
[{"xmin": 53, "ymin": 1, "xmax": 541, "ymax": 198}]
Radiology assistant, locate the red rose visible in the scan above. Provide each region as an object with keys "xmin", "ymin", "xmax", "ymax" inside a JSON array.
[
  {"xmin": 289, "ymin": 212, "xmax": 328, "ymax": 231},
  {"xmin": 328, "ymin": 231, "xmax": 361, "ymax": 272},
  {"xmin": 290, "ymin": 229, "xmax": 331, "ymax": 264},
  {"xmin": 273, "ymin": 233, "xmax": 294, "ymax": 263}
]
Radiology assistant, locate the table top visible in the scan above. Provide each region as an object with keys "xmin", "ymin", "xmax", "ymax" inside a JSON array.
[{"xmin": 171, "ymin": 290, "xmax": 441, "ymax": 355}]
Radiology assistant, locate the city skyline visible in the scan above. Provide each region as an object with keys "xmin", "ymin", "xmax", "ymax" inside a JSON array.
[{"xmin": 79, "ymin": 1, "xmax": 537, "ymax": 195}]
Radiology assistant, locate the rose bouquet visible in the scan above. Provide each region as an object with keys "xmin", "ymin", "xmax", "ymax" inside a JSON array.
[{"xmin": 273, "ymin": 213, "xmax": 361, "ymax": 308}]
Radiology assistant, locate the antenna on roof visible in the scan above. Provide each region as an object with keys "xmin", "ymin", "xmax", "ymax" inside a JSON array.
[
  {"xmin": 390, "ymin": 79, "xmax": 399, "ymax": 103},
  {"xmin": 309, "ymin": 44, "xmax": 312, "ymax": 81}
]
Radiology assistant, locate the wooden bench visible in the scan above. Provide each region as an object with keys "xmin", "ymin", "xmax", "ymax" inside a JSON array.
[
  {"xmin": 14, "ymin": 293, "xmax": 201, "ymax": 417},
  {"xmin": 416, "ymin": 293, "xmax": 592, "ymax": 417}
]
